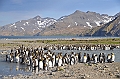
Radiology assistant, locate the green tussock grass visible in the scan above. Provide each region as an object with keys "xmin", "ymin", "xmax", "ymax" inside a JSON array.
[{"xmin": 18, "ymin": 38, "xmax": 120, "ymax": 45}]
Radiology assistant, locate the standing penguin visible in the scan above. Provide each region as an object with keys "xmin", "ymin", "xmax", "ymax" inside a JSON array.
[
  {"xmin": 55, "ymin": 56, "xmax": 59, "ymax": 66},
  {"xmin": 62, "ymin": 57, "xmax": 66, "ymax": 66},
  {"xmin": 48, "ymin": 59, "xmax": 53, "ymax": 70},
  {"xmin": 111, "ymin": 53, "xmax": 115, "ymax": 62},
  {"xmin": 63, "ymin": 53, "xmax": 69, "ymax": 65},
  {"xmin": 6, "ymin": 55, "xmax": 8, "ymax": 61},
  {"xmin": 107, "ymin": 54, "xmax": 111, "ymax": 63},
  {"xmin": 58, "ymin": 56, "xmax": 62, "ymax": 67},
  {"xmin": 94, "ymin": 54, "xmax": 98, "ymax": 64},
  {"xmin": 35, "ymin": 57, "xmax": 38, "ymax": 67},
  {"xmin": 52, "ymin": 58, "xmax": 55, "ymax": 67},
  {"xmin": 78, "ymin": 52, "xmax": 81, "ymax": 63},
  {"xmin": 38, "ymin": 58, "xmax": 43, "ymax": 70},
  {"xmin": 32, "ymin": 58, "xmax": 36, "ymax": 70},
  {"xmin": 52, "ymin": 53, "xmax": 56, "ymax": 67},
  {"xmin": 87, "ymin": 54, "xmax": 91, "ymax": 63},
  {"xmin": 75, "ymin": 53, "xmax": 78, "ymax": 64},
  {"xmin": 26, "ymin": 58, "xmax": 31, "ymax": 66},
  {"xmin": 99, "ymin": 53, "xmax": 104, "ymax": 63},
  {"xmin": 9, "ymin": 53, "xmax": 14, "ymax": 62},
  {"xmin": 83, "ymin": 53, "xmax": 87, "ymax": 63},
  {"xmin": 44, "ymin": 63, "xmax": 48, "ymax": 71},
  {"xmin": 70, "ymin": 56, "xmax": 75, "ymax": 65},
  {"xmin": 43, "ymin": 58, "xmax": 48, "ymax": 71},
  {"xmin": 15, "ymin": 54, "xmax": 20, "ymax": 63},
  {"xmin": 102, "ymin": 53, "xmax": 106, "ymax": 63}
]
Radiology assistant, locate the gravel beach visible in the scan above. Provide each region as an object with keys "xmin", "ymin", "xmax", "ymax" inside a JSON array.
[
  {"xmin": 0, "ymin": 39, "xmax": 120, "ymax": 79},
  {"xmin": 1, "ymin": 62, "xmax": 120, "ymax": 79}
]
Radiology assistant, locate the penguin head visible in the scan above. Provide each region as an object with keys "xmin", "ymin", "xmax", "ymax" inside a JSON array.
[
  {"xmin": 84, "ymin": 53, "xmax": 86, "ymax": 56},
  {"xmin": 111, "ymin": 53, "xmax": 114, "ymax": 55}
]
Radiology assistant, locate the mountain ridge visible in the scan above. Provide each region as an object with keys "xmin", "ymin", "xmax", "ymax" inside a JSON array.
[
  {"xmin": 0, "ymin": 10, "xmax": 119, "ymax": 36},
  {"xmin": 80, "ymin": 15, "xmax": 120, "ymax": 37}
]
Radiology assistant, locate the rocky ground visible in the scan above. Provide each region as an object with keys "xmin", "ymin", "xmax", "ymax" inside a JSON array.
[{"xmin": 1, "ymin": 62, "xmax": 120, "ymax": 79}]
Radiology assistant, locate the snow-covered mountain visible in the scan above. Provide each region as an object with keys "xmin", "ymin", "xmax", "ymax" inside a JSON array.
[
  {"xmin": 37, "ymin": 10, "xmax": 115, "ymax": 36},
  {"xmin": 80, "ymin": 15, "xmax": 120, "ymax": 37},
  {"xmin": 0, "ymin": 10, "xmax": 119, "ymax": 36},
  {"xmin": 0, "ymin": 16, "xmax": 57, "ymax": 36}
]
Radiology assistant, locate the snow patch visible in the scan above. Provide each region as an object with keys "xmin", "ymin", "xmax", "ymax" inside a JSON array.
[
  {"xmin": 23, "ymin": 23, "xmax": 26, "ymax": 26},
  {"xmin": 21, "ymin": 27, "xmax": 25, "ymax": 31},
  {"xmin": 13, "ymin": 23, "xmax": 15, "ymax": 26},
  {"xmin": 10, "ymin": 25, "xmax": 13, "ymax": 27},
  {"xmin": 14, "ymin": 26, "xmax": 17, "ymax": 28},
  {"xmin": 75, "ymin": 22, "xmax": 78, "ymax": 26},
  {"xmin": 10, "ymin": 23, "xmax": 15, "ymax": 27},
  {"xmin": 37, "ymin": 19, "xmax": 56, "ymax": 28},
  {"xmin": 59, "ymin": 16, "xmax": 66, "ymax": 20},
  {"xmin": 102, "ymin": 20, "xmax": 110, "ymax": 23},
  {"xmin": 86, "ymin": 22, "xmax": 92, "ymax": 28},
  {"xmin": 94, "ymin": 21, "xmax": 101, "ymax": 26},
  {"xmin": 26, "ymin": 22, "xmax": 29, "ymax": 25},
  {"xmin": 68, "ymin": 25, "xmax": 71, "ymax": 27},
  {"xmin": 102, "ymin": 16, "xmax": 113, "ymax": 23},
  {"xmin": 37, "ymin": 27, "xmax": 40, "ymax": 30},
  {"xmin": 37, "ymin": 21, "xmax": 41, "ymax": 25},
  {"xmin": 96, "ymin": 16, "xmax": 101, "ymax": 21},
  {"xmin": 102, "ymin": 16, "xmax": 109, "ymax": 19}
]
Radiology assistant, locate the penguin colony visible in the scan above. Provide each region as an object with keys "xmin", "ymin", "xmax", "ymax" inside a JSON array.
[{"xmin": 6, "ymin": 45, "xmax": 115, "ymax": 71}]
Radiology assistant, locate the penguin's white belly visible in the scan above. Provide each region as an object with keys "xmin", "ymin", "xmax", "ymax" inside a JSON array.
[
  {"xmin": 52, "ymin": 59, "xmax": 55, "ymax": 67},
  {"xmin": 39, "ymin": 61, "xmax": 43, "ymax": 69},
  {"xmin": 35, "ymin": 59, "xmax": 38, "ymax": 66},
  {"xmin": 26, "ymin": 51, "xmax": 28, "ymax": 56},
  {"xmin": 108, "ymin": 56, "xmax": 111, "ymax": 60},
  {"xmin": 71, "ymin": 58, "xmax": 74, "ymax": 65},
  {"xmin": 27, "ymin": 59, "xmax": 31, "ymax": 66},
  {"xmin": 9, "ymin": 56, "xmax": 13, "ymax": 62},
  {"xmin": 58, "ymin": 59, "xmax": 62, "ymax": 66},
  {"xmin": 94, "ymin": 57, "xmax": 97, "ymax": 63},
  {"xmin": 105, "ymin": 47, "xmax": 110, "ymax": 50},
  {"xmin": 48, "ymin": 61, "xmax": 53, "ymax": 68},
  {"xmin": 111, "ymin": 55, "xmax": 115, "ymax": 61},
  {"xmin": 15, "ymin": 56, "xmax": 19, "ymax": 63},
  {"xmin": 91, "ymin": 47, "xmax": 94, "ymax": 50},
  {"xmin": 83, "ymin": 57, "xmax": 87, "ymax": 63},
  {"xmin": 100, "ymin": 56, "xmax": 103, "ymax": 62},
  {"xmin": 78, "ymin": 47, "xmax": 81, "ymax": 50}
]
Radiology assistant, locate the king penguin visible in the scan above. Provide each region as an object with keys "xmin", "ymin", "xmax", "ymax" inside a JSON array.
[
  {"xmin": 94, "ymin": 54, "xmax": 98, "ymax": 64},
  {"xmin": 15, "ymin": 54, "xmax": 20, "ymax": 63},
  {"xmin": 107, "ymin": 54, "xmax": 111, "ymax": 63},
  {"xmin": 70, "ymin": 56, "xmax": 75, "ymax": 65},
  {"xmin": 111, "ymin": 53, "xmax": 115, "ymax": 62},
  {"xmin": 58, "ymin": 56, "xmax": 62, "ymax": 67},
  {"xmin": 83, "ymin": 53, "xmax": 87, "ymax": 63}
]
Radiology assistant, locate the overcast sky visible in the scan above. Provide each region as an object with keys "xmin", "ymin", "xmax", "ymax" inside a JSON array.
[{"xmin": 0, "ymin": 0, "xmax": 120, "ymax": 26}]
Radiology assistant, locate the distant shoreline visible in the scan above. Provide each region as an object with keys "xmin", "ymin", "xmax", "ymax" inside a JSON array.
[
  {"xmin": 0, "ymin": 37, "xmax": 119, "ymax": 50},
  {"xmin": 0, "ymin": 36, "xmax": 119, "ymax": 40},
  {"xmin": 0, "ymin": 36, "xmax": 119, "ymax": 42}
]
